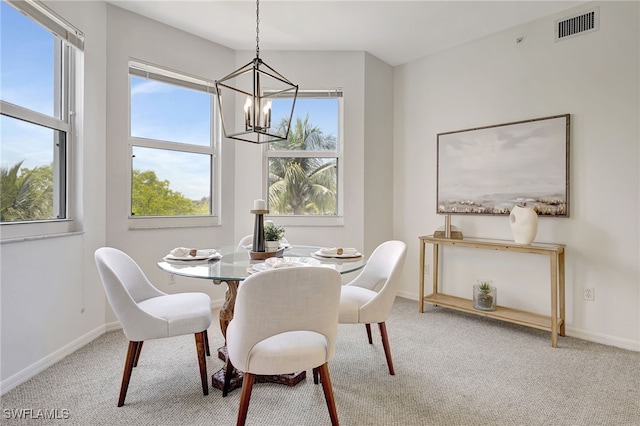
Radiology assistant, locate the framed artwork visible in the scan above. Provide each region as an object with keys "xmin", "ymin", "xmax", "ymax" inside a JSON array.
[{"xmin": 437, "ymin": 114, "xmax": 570, "ymax": 217}]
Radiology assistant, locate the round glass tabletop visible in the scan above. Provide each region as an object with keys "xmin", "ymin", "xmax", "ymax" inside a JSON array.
[{"xmin": 157, "ymin": 245, "xmax": 366, "ymax": 281}]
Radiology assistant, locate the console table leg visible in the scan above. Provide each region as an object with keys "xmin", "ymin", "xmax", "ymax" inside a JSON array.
[
  {"xmin": 559, "ymin": 250, "xmax": 566, "ymax": 336},
  {"xmin": 419, "ymin": 240, "xmax": 425, "ymax": 313},
  {"xmin": 550, "ymin": 254, "xmax": 558, "ymax": 348}
]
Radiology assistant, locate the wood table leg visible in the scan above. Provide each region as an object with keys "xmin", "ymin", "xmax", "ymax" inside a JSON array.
[
  {"xmin": 419, "ymin": 240, "xmax": 425, "ymax": 313},
  {"xmin": 550, "ymin": 254, "xmax": 558, "ymax": 348},
  {"xmin": 559, "ymin": 249, "xmax": 566, "ymax": 336}
]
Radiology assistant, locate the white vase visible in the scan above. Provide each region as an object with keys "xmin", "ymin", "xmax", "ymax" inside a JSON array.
[
  {"xmin": 265, "ymin": 240, "xmax": 280, "ymax": 252},
  {"xmin": 509, "ymin": 205, "xmax": 538, "ymax": 244}
]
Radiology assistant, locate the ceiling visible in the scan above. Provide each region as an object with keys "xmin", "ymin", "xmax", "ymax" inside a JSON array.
[{"xmin": 109, "ymin": 1, "xmax": 588, "ymax": 67}]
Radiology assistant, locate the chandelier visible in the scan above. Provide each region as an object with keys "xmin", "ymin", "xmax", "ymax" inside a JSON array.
[{"xmin": 215, "ymin": 0, "xmax": 298, "ymax": 144}]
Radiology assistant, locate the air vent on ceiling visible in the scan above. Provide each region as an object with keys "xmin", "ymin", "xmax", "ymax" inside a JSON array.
[{"xmin": 555, "ymin": 7, "xmax": 600, "ymax": 42}]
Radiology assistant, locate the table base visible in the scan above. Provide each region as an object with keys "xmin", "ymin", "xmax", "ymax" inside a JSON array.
[{"xmin": 213, "ymin": 346, "xmax": 307, "ymax": 396}]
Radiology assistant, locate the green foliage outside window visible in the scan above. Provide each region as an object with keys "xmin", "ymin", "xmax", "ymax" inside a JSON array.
[
  {"xmin": 268, "ymin": 116, "xmax": 337, "ymax": 215},
  {"xmin": 131, "ymin": 169, "xmax": 209, "ymax": 216},
  {"xmin": 0, "ymin": 161, "xmax": 54, "ymax": 222}
]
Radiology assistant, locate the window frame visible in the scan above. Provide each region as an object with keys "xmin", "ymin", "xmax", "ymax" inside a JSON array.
[
  {"xmin": 0, "ymin": 0, "xmax": 81, "ymax": 241},
  {"xmin": 263, "ymin": 90, "xmax": 344, "ymax": 227},
  {"xmin": 127, "ymin": 60, "xmax": 221, "ymax": 229}
]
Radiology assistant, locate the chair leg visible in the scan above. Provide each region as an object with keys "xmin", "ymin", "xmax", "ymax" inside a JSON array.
[
  {"xmin": 365, "ymin": 323, "xmax": 373, "ymax": 344},
  {"xmin": 313, "ymin": 367, "xmax": 319, "ymax": 384},
  {"xmin": 236, "ymin": 372, "xmax": 255, "ymax": 426},
  {"xmin": 378, "ymin": 322, "xmax": 395, "ymax": 375},
  {"xmin": 204, "ymin": 329, "xmax": 211, "ymax": 356},
  {"xmin": 194, "ymin": 332, "xmax": 209, "ymax": 396},
  {"xmin": 132, "ymin": 341, "xmax": 143, "ymax": 367},
  {"xmin": 118, "ymin": 341, "xmax": 140, "ymax": 407},
  {"xmin": 317, "ymin": 363, "xmax": 339, "ymax": 426}
]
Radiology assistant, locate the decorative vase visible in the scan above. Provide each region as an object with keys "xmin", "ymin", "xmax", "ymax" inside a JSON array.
[
  {"xmin": 265, "ymin": 240, "xmax": 280, "ymax": 252},
  {"xmin": 509, "ymin": 204, "xmax": 538, "ymax": 244},
  {"xmin": 473, "ymin": 281, "xmax": 497, "ymax": 311}
]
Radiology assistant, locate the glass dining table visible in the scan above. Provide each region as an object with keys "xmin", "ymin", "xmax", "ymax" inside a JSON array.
[{"xmin": 156, "ymin": 244, "xmax": 366, "ymax": 395}]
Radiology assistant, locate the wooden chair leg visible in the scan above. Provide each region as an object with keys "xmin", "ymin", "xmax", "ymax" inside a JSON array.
[
  {"xmin": 223, "ymin": 356, "xmax": 234, "ymax": 397},
  {"xmin": 236, "ymin": 372, "xmax": 255, "ymax": 426},
  {"xmin": 194, "ymin": 332, "xmax": 209, "ymax": 396},
  {"xmin": 365, "ymin": 323, "xmax": 373, "ymax": 344},
  {"xmin": 204, "ymin": 329, "xmax": 211, "ymax": 356},
  {"xmin": 313, "ymin": 367, "xmax": 319, "ymax": 384},
  {"xmin": 318, "ymin": 363, "xmax": 339, "ymax": 426},
  {"xmin": 378, "ymin": 322, "xmax": 395, "ymax": 375},
  {"xmin": 118, "ymin": 341, "xmax": 140, "ymax": 407},
  {"xmin": 132, "ymin": 341, "xmax": 143, "ymax": 367}
]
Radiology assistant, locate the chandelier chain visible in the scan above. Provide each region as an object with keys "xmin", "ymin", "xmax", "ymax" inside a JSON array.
[{"xmin": 255, "ymin": 0, "xmax": 260, "ymax": 58}]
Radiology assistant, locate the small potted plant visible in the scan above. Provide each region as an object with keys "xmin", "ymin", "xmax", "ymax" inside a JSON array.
[
  {"xmin": 473, "ymin": 280, "xmax": 497, "ymax": 311},
  {"xmin": 263, "ymin": 223, "xmax": 285, "ymax": 252}
]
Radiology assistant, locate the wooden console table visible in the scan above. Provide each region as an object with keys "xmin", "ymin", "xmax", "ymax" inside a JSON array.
[{"xmin": 418, "ymin": 236, "xmax": 566, "ymax": 347}]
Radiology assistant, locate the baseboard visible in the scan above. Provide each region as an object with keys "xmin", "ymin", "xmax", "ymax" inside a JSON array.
[
  {"xmin": 1, "ymin": 325, "xmax": 106, "ymax": 396},
  {"xmin": 398, "ymin": 291, "xmax": 639, "ymax": 352}
]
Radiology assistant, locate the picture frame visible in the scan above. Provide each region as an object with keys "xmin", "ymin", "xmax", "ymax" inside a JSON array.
[{"xmin": 436, "ymin": 114, "xmax": 570, "ymax": 217}]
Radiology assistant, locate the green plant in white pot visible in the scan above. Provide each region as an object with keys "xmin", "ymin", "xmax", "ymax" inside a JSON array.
[{"xmin": 263, "ymin": 223, "xmax": 285, "ymax": 252}]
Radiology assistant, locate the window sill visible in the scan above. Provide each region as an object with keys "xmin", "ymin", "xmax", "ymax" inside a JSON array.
[{"xmin": 128, "ymin": 215, "xmax": 221, "ymax": 230}]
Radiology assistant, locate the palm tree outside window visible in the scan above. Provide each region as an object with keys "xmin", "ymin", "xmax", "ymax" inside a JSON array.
[{"xmin": 265, "ymin": 90, "xmax": 343, "ymax": 219}]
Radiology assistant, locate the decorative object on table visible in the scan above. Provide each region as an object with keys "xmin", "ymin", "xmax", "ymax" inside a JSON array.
[
  {"xmin": 263, "ymin": 223, "xmax": 285, "ymax": 252},
  {"xmin": 164, "ymin": 247, "xmax": 222, "ymax": 262},
  {"xmin": 433, "ymin": 214, "xmax": 463, "ymax": 239},
  {"xmin": 251, "ymin": 199, "xmax": 267, "ymax": 255},
  {"xmin": 436, "ymin": 114, "xmax": 570, "ymax": 217},
  {"xmin": 214, "ymin": 0, "xmax": 298, "ymax": 145},
  {"xmin": 248, "ymin": 258, "xmax": 307, "ymax": 274},
  {"xmin": 313, "ymin": 247, "xmax": 362, "ymax": 259},
  {"xmin": 473, "ymin": 280, "xmax": 497, "ymax": 311},
  {"xmin": 509, "ymin": 204, "xmax": 539, "ymax": 244}
]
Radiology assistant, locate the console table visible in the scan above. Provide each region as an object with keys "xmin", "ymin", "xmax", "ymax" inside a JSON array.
[{"xmin": 418, "ymin": 236, "xmax": 566, "ymax": 347}]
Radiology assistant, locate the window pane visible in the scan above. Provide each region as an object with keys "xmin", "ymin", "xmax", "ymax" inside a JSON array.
[
  {"xmin": 1, "ymin": 115, "xmax": 56, "ymax": 222},
  {"xmin": 268, "ymin": 157, "xmax": 337, "ymax": 215},
  {"xmin": 0, "ymin": 1, "xmax": 57, "ymax": 117},
  {"xmin": 131, "ymin": 146, "xmax": 211, "ymax": 217},
  {"xmin": 130, "ymin": 75, "xmax": 211, "ymax": 146},
  {"xmin": 269, "ymin": 98, "xmax": 338, "ymax": 151}
]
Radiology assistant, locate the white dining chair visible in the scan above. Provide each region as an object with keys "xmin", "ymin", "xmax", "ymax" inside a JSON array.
[
  {"xmin": 94, "ymin": 247, "xmax": 212, "ymax": 406},
  {"xmin": 338, "ymin": 240, "xmax": 407, "ymax": 375},
  {"xmin": 226, "ymin": 266, "xmax": 342, "ymax": 426}
]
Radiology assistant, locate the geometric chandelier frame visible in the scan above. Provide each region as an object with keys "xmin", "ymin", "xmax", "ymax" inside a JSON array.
[{"xmin": 215, "ymin": 0, "xmax": 298, "ymax": 144}]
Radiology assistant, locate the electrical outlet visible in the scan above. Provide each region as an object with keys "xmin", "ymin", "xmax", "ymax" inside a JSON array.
[
  {"xmin": 425, "ymin": 264, "xmax": 430, "ymax": 275},
  {"xmin": 169, "ymin": 274, "xmax": 176, "ymax": 285},
  {"xmin": 584, "ymin": 287, "xmax": 595, "ymax": 301}
]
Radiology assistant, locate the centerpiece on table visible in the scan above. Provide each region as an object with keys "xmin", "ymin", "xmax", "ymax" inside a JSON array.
[{"xmin": 264, "ymin": 223, "xmax": 285, "ymax": 252}]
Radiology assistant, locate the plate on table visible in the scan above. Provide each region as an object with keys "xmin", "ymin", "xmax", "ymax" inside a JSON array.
[
  {"xmin": 312, "ymin": 250, "xmax": 362, "ymax": 259},
  {"xmin": 247, "ymin": 260, "xmax": 307, "ymax": 274},
  {"xmin": 163, "ymin": 250, "xmax": 222, "ymax": 263}
]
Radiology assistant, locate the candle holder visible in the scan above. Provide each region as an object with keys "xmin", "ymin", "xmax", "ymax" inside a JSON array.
[{"xmin": 250, "ymin": 209, "xmax": 268, "ymax": 252}]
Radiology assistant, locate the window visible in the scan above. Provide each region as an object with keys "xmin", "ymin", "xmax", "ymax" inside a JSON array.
[
  {"xmin": 128, "ymin": 61, "xmax": 219, "ymax": 226},
  {"xmin": 0, "ymin": 0, "xmax": 82, "ymax": 238},
  {"xmin": 265, "ymin": 90, "xmax": 343, "ymax": 225}
]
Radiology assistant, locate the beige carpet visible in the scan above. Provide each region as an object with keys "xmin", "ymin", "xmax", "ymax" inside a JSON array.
[{"xmin": 1, "ymin": 297, "xmax": 639, "ymax": 425}]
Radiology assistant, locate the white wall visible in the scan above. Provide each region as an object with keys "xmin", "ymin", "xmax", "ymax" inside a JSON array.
[
  {"xmin": 394, "ymin": 1, "xmax": 640, "ymax": 350},
  {"xmin": 1, "ymin": 0, "xmax": 108, "ymax": 391}
]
